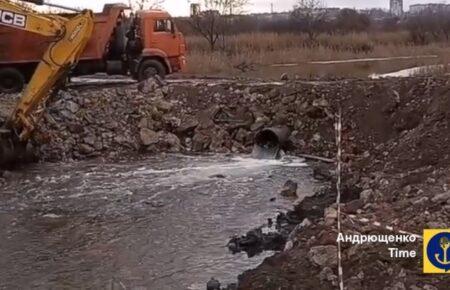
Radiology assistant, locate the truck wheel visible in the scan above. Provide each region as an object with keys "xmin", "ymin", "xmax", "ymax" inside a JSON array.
[
  {"xmin": 0, "ymin": 68, "xmax": 25, "ymax": 93},
  {"xmin": 138, "ymin": 60, "xmax": 166, "ymax": 81}
]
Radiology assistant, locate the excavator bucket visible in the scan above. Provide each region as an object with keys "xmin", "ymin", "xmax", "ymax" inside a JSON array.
[
  {"xmin": 0, "ymin": 129, "xmax": 19, "ymax": 167},
  {"xmin": 0, "ymin": 128, "xmax": 31, "ymax": 168}
]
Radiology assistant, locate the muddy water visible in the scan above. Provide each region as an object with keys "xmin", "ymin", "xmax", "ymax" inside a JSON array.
[{"xmin": 0, "ymin": 154, "xmax": 316, "ymax": 289}]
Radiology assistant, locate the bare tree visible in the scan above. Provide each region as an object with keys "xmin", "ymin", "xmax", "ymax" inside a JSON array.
[
  {"xmin": 433, "ymin": 11, "xmax": 450, "ymax": 41},
  {"xmin": 334, "ymin": 9, "xmax": 371, "ymax": 33},
  {"xmin": 190, "ymin": 10, "xmax": 224, "ymax": 51},
  {"xmin": 128, "ymin": 0, "xmax": 165, "ymax": 11},
  {"xmin": 291, "ymin": 0, "xmax": 327, "ymax": 42},
  {"xmin": 189, "ymin": 0, "xmax": 249, "ymax": 51},
  {"xmin": 406, "ymin": 10, "xmax": 450, "ymax": 44},
  {"xmin": 406, "ymin": 14, "xmax": 429, "ymax": 45}
]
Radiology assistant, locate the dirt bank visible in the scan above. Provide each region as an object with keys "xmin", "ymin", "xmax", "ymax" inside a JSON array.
[
  {"xmin": 1, "ymin": 76, "xmax": 450, "ymax": 289},
  {"xmin": 235, "ymin": 77, "xmax": 450, "ymax": 290}
]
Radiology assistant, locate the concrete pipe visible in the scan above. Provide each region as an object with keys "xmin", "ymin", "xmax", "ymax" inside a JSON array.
[{"xmin": 252, "ymin": 126, "xmax": 291, "ymax": 159}]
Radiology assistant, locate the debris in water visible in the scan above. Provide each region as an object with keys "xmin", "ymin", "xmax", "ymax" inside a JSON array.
[
  {"xmin": 280, "ymin": 180, "xmax": 298, "ymax": 197},
  {"xmin": 206, "ymin": 277, "xmax": 221, "ymax": 290},
  {"xmin": 209, "ymin": 174, "xmax": 226, "ymax": 179}
]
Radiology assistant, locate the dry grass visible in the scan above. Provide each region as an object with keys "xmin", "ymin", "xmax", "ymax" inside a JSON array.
[{"xmin": 185, "ymin": 31, "xmax": 450, "ymax": 78}]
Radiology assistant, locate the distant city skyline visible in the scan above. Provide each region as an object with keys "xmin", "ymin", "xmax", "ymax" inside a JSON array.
[{"xmin": 46, "ymin": 0, "xmax": 447, "ymax": 16}]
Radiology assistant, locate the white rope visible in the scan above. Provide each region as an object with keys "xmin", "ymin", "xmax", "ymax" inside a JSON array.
[
  {"xmin": 333, "ymin": 106, "xmax": 424, "ymax": 289},
  {"xmin": 335, "ymin": 107, "xmax": 344, "ymax": 290}
]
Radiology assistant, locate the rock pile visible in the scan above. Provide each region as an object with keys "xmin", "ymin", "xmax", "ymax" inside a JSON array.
[
  {"xmin": 4, "ymin": 76, "xmax": 384, "ymax": 163},
  {"xmin": 35, "ymin": 78, "xmax": 182, "ymax": 161},
  {"xmin": 35, "ymin": 74, "xmax": 372, "ymax": 162}
]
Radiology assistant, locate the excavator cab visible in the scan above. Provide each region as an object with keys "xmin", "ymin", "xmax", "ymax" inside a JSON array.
[{"xmin": 0, "ymin": 0, "xmax": 94, "ymax": 167}]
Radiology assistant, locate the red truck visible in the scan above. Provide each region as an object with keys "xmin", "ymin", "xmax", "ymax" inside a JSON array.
[{"xmin": 0, "ymin": 4, "xmax": 187, "ymax": 93}]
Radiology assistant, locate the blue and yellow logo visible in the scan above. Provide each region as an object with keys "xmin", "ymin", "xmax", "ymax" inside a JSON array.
[{"xmin": 424, "ymin": 229, "xmax": 450, "ymax": 273}]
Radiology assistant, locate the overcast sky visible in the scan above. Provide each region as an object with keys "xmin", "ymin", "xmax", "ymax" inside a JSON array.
[{"xmin": 47, "ymin": 0, "xmax": 445, "ymax": 16}]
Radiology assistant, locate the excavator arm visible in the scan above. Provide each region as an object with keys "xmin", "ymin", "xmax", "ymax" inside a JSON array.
[
  {"xmin": 0, "ymin": 0, "xmax": 94, "ymax": 166},
  {"xmin": 0, "ymin": 0, "xmax": 63, "ymax": 36}
]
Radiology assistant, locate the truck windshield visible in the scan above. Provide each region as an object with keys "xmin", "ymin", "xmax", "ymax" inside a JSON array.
[{"xmin": 154, "ymin": 19, "xmax": 173, "ymax": 32}]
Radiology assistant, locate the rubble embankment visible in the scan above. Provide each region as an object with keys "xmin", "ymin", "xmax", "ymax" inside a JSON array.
[
  {"xmin": 235, "ymin": 77, "xmax": 450, "ymax": 290},
  {"xmin": 1, "ymin": 76, "xmax": 450, "ymax": 289},
  {"xmin": 0, "ymin": 77, "xmax": 351, "ymax": 162}
]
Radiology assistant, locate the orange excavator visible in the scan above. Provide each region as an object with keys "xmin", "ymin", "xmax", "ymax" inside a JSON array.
[{"xmin": 0, "ymin": 0, "xmax": 94, "ymax": 166}]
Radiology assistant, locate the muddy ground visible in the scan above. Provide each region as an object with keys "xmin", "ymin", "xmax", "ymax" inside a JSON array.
[{"xmin": 1, "ymin": 76, "xmax": 450, "ymax": 289}]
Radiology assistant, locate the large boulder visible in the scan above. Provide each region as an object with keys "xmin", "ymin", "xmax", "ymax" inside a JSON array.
[
  {"xmin": 176, "ymin": 116, "xmax": 199, "ymax": 135},
  {"xmin": 192, "ymin": 131, "xmax": 211, "ymax": 151},
  {"xmin": 154, "ymin": 99, "xmax": 173, "ymax": 113},
  {"xmin": 140, "ymin": 128, "xmax": 158, "ymax": 146},
  {"xmin": 137, "ymin": 76, "xmax": 166, "ymax": 94},
  {"xmin": 308, "ymin": 245, "xmax": 338, "ymax": 267},
  {"xmin": 360, "ymin": 189, "xmax": 375, "ymax": 203},
  {"xmin": 431, "ymin": 192, "xmax": 450, "ymax": 203},
  {"xmin": 157, "ymin": 132, "xmax": 181, "ymax": 152}
]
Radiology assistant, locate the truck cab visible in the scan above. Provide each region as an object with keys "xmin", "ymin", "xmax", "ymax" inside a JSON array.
[{"xmin": 132, "ymin": 10, "xmax": 186, "ymax": 80}]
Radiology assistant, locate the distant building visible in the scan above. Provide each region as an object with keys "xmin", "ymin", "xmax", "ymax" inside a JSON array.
[
  {"xmin": 246, "ymin": 12, "xmax": 290, "ymax": 21},
  {"xmin": 390, "ymin": 0, "xmax": 403, "ymax": 16},
  {"xmin": 360, "ymin": 8, "xmax": 391, "ymax": 21},
  {"xmin": 409, "ymin": 3, "xmax": 450, "ymax": 14},
  {"xmin": 320, "ymin": 7, "xmax": 341, "ymax": 20},
  {"xmin": 292, "ymin": 7, "xmax": 341, "ymax": 20},
  {"xmin": 190, "ymin": 3, "xmax": 200, "ymax": 16}
]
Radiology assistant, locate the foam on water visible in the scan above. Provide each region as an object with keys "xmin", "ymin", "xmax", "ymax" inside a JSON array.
[
  {"xmin": 115, "ymin": 155, "xmax": 307, "ymax": 188},
  {"xmin": 370, "ymin": 64, "xmax": 445, "ymax": 79},
  {"xmin": 133, "ymin": 155, "xmax": 306, "ymax": 175}
]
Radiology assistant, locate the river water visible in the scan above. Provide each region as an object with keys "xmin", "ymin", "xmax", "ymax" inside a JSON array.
[{"xmin": 0, "ymin": 154, "xmax": 316, "ymax": 289}]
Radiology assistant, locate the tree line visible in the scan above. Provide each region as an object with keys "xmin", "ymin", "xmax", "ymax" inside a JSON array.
[{"xmin": 179, "ymin": 0, "xmax": 450, "ymax": 51}]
